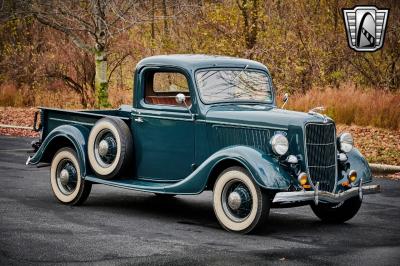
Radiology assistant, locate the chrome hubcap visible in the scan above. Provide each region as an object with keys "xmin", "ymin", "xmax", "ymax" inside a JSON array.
[
  {"xmin": 56, "ymin": 159, "xmax": 78, "ymax": 195},
  {"xmin": 222, "ymin": 180, "xmax": 253, "ymax": 222},
  {"xmin": 60, "ymin": 169, "xmax": 70, "ymax": 186},
  {"xmin": 94, "ymin": 129, "xmax": 117, "ymax": 167},
  {"xmin": 227, "ymin": 191, "xmax": 242, "ymax": 210},
  {"xmin": 98, "ymin": 139, "xmax": 109, "ymax": 157}
]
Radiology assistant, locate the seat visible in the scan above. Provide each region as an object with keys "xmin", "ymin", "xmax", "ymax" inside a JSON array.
[{"xmin": 146, "ymin": 96, "xmax": 192, "ymax": 106}]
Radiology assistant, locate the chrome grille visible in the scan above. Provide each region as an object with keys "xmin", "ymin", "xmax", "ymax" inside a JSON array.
[{"xmin": 305, "ymin": 123, "xmax": 337, "ymax": 192}]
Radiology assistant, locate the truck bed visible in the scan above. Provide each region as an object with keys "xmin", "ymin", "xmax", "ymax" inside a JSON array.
[{"xmin": 39, "ymin": 105, "xmax": 132, "ymax": 141}]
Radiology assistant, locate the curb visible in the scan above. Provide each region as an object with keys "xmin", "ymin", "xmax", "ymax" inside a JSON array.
[
  {"xmin": 370, "ymin": 163, "xmax": 400, "ymax": 175},
  {"xmin": 0, "ymin": 124, "xmax": 33, "ymax": 130}
]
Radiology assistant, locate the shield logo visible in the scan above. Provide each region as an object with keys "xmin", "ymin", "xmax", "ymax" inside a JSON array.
[{"xmin": 342, "ymin": 6, "xmax": 389, "ymax": 52}]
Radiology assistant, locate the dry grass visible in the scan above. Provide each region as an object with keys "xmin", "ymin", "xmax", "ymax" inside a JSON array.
[
  {"xmin": 2, "ymin": 83, "xmax": 400, "ymax": 128},
  {"xmin": 108, "ymin": 86, "xmax": 133, "ymax": 107},
  {"xmin": 285, "ymin": 85, "xmax": 400, "ymax": 130},
  {"xmin": 0, "ymin": 82, "xmax": 83, "ymax": 109},
  {"xmin": 0, "ymin": 83, "xmax": 18, "ymax": 106},
  {"xmin": 3, "ymin": 83, "xmax": 399, "ymax": 130},
  {"xmin": 0, "ymin": 84, "xmax": 133, "ymax": 109}
]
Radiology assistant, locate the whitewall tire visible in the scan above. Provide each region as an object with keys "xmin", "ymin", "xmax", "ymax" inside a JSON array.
[
  {"xmin": 50, "ymin": 148, "xmax": 91, "ymax": 205},
  {"xmin": 213, "ymin": 166, "xmax": 270, "ymax": 234},
  {"xmin": 88, "ymin": 117, "xmax": 133, "ymax": 179}
]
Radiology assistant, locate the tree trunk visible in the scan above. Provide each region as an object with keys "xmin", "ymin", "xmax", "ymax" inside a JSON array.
[
  {"xmin": 151, "ymin": 0, "xmax": 155, "ymax": 40},
  {"xmin": 162, "ymin": 0, "xmax": 169, "ymax": 35},
  {"xmin": 95, "ymin": 49, "xmax": 110, "ymax": 108},
  {"xmin": 94, "ymin": 0, "xmax": 110, "ymax": 108},
  {"xmin": 150, "ymin": 0, "xmax": 155, "ymax": 55},
  {"xmin": 237, "ymin": 0, "xmax": 259, "ymax": 59}
]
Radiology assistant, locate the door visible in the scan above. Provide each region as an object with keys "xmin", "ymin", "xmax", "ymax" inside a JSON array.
[{"xmin": 132, "ymin": 70, "xmax": 195, "ymax": 182}]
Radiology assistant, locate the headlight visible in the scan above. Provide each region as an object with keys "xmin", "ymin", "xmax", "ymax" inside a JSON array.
[
  {"xmin": 270, "ymin": 133, "xmax": 289, "ymax": 155},
  {"xmin": 338, "ymin": 132, "xmax": 353, "ymax": 153}
]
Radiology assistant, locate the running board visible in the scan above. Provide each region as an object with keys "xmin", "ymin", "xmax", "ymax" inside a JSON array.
[{"xmin": 84, "ymin": 175, "xmax": 199, "ymax": 195}]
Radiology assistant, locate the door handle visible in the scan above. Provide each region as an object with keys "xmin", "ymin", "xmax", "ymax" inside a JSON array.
[{"xmin": 134, "ymin": 117, "xmax": 144, "ymax": 123}]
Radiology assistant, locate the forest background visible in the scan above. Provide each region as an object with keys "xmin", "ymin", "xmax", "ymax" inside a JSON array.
[{"xmin": 0, "ymin": 0, "xmax": 399, "ymax": 164}]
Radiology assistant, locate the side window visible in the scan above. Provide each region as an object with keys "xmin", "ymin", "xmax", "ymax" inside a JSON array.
[{"xmin": 144, "ymin": 71, "xmax": 191, "ymax": 106}]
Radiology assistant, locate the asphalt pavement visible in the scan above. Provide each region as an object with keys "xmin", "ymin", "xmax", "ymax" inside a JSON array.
[{"xmin": 0, "ymin": 136, "xmax": 399, "ymax": 265}]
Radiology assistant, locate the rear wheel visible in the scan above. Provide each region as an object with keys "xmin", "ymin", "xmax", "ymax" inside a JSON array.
[
  {"xmin": 310, "ymin": 196, "xmax": 362, "ymax": 223},
  {"xmin": 50, "ymin": 148, "xmax": 91, "ymax": 205},
  {"xmin": 213, "ymin": 167, "xmax": 270, "ymax": 234}
]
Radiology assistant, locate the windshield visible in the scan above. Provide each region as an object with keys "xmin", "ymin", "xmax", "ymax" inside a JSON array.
[{"xmin": 195, "ymin": 69, "xmax": 273, "ymax": 104}]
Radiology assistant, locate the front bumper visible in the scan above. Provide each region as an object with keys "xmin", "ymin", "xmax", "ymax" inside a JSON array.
[{"xmin": 273, "ymin": 182, "xmax": 380, "ymax": 205}]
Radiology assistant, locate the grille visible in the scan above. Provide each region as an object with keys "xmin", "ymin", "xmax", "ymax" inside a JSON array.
[
  {"xmin": 305, "ymin": 123, "xmax": 337, "ymax": 192},
  {"xmin": 212, "ymin": 126, "xmax": 270, "ymax": 152}
]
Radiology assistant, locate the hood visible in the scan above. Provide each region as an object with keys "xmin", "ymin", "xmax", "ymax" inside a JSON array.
[{"xmin": 205, "ymin": 104, "xmax": 332, "ymax": 129}]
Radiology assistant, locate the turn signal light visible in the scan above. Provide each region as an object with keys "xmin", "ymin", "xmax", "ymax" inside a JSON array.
[
  {"xmin": 341, "ymin": 181, "xmax": 350, "ymax": 187},
  {"xmin": 348, "ymin": 170, "xmax": 357, "ymax": 183},
  {"xmin": 298, "ymin": 172, "xmax": 308, "ymax": 186}
]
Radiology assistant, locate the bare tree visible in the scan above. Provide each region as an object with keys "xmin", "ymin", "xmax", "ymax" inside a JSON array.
[
  {"xmin": 13, "ymin": 0, "xmax": 141, "ymax": 107},
  {"xmin": 45, "ymin": 46, "xmax": 96, "ymax": 108},
  {"xmin": 8, "ymin": 0, "xmax": 196, "ymax": 107}
]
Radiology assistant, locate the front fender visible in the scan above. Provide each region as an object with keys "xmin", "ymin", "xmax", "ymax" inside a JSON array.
[
  {"xmin": 346, "ymin": 148, "xmax": 373, "ymax": 184},
  {"xmin": 209, "ymin": 146, "xmax": 293, "ymax": 190},
  {"xmin": 162, "ymin": 145, "xmax": 293, "ymax": 194},
  {"xmin": 27, "ymin": 125, "xmax": 89, "ymax": 176}
]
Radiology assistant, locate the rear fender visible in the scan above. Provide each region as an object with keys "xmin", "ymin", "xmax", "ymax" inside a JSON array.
[{"xmin": 27, "ymin": 125, "xmax": 89, "ymax": 176}]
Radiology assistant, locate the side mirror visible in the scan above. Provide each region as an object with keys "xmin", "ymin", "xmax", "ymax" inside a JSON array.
[
  {"xmin": 175, "ymin": 93, "xmax": 194, "ymax": 119},
  {"xmin": 281, "ymin": 93, "xmax": 289, "ymax": 108},
  {"xmin": 175, "ymin": 93, "xmax": 186, "ymax": 104}
]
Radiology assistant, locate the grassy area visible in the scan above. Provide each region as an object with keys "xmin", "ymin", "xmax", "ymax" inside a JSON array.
[
  {"xmin": 0, "ymin": 107, "xmax": 399, "ymax": 166},
  {"xmin": 285, "ymin": 86, "xmax": 400, "ymax": 130},
  {"xmin": 3, "ymin": 85, "xmax": 399, "ymax": 130}
]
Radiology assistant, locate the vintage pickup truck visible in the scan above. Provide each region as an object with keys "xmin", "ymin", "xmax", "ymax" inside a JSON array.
[{"xmin": 27, "ymin": 55, "xmax": 380, "ymax": 233}]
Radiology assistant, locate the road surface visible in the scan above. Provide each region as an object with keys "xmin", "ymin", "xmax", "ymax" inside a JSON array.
[{"xmin": 0, "ymin": 136, "xmax": 399, "ymax": 265}]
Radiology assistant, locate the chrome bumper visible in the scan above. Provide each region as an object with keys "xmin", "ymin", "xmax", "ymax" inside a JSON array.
[{"xmin": 273, "ymin": 183, "xmax": 380, "ymax": 205}]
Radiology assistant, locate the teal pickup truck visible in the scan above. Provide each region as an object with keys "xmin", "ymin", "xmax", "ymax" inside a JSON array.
[{"xmin": 27, "ymin": 55, "xmax": 380, "ymax": 233}]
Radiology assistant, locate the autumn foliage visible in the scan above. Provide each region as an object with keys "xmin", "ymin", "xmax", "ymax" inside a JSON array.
[{"xmin": 0, "ymin": 0, "xmax": 399, "ymax": 130}]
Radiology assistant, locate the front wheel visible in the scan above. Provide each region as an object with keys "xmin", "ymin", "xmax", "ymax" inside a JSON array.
[
  {"xmin": 50, "ymin": 148, "xmax": 92, "ymax": 205},
  {"xmin": 213, "ymin": 167, "xmax": 270, "ymax": 234},
  {"xmin": 310, "ymin": 196, "xmax": 362, "ymax": 223}
]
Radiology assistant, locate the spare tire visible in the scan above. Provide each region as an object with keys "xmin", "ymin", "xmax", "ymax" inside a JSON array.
[{"xmin": 88, "ymin": 117, "xmax": 133, "ymax": 179}]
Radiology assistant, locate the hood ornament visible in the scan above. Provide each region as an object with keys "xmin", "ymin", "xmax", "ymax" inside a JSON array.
[{"xmin": 308, "ymin": 106, "xmax": 328, "ymax": 123}]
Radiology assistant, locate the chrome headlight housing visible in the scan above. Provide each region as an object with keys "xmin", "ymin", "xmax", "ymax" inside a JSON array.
[
  {"xmin": 338, "ymin": 132, "xmax": 353, "ymax": 153},
  {"xmin": 270, "ymin": 133, "xmax": 289, "ymax": 156}
]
